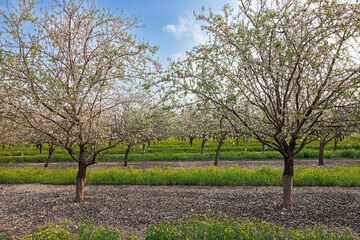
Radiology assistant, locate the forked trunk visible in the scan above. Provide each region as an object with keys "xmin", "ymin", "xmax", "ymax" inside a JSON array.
[
  {"xmin": 44, "ymin": 145, "xmax": 56, "ymax": 167},
  {"xmin": 319, "ymin": 141, "xmax": 326, "ymax": 166},
  {"xmin": 124, "ymin": 145, "xmax": 131, "ymax": 167},
  {"xmin": 201, "ymin": 138, "xmax": 207, "ymax": 155},
  {"xmin": 75, "ymin": 161, "xmax": 87, "ymax": 203},
  {"xmin": 283, "ymin": 154, "xmax": 294, "ymax": 208},
  {"xmin": 214, "ymin": 136, "xmax": 225, "ymax": 166}
]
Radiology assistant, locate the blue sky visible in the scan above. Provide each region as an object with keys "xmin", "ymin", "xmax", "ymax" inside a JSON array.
[
  {"xmin": 99, "ymin": 0, "xmax": 236, "ymax": 66},
  {"xmin": 0, "ymin": 0, "xmax": 236, "ymax": 66}
]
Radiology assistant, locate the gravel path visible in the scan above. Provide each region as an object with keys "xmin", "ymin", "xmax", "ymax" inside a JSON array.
[
  {"xmin": 1, "ymin": 159, "xmax": 359, "ymax": 238},
  {"xmin": 0, "ymin": 185, "xmax": 359, "ymax": 239}
]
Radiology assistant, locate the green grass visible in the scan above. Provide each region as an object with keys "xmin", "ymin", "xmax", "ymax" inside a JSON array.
[
  {"xmin": 1, "ymin": 214, "xmax": 356, "ymax": 240},
  {"xmin": 1, "ymin": 137, "xmax": 360, "ymax": 164},
  {"xmin": 0, "ymin": 165, "xmax": 359, "ymax": 186}
]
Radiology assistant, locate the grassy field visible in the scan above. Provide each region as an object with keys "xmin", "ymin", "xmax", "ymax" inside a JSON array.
[
  {"xmin": 1, "ymin": 137, "xmax": 360, "ymax": 164},
  {"xmin": 0, "ymin": 165, "xmax": 359, "ymax": 186},
  {"xmin": 1, "ymin": 213, "xmax": 355, "ymax": 240}
]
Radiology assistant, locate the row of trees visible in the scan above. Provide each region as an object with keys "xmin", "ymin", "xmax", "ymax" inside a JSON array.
[
  {"xmin": 1, "ymin": 0, "xmax": 359, "ymax": 208},
  {"xmin": 0, "ymin": 0, "xmax": 165, "ymax": 202},
  {"xmin": 166, "ymin": 0, "xmax": 360, "ymax": 208}
]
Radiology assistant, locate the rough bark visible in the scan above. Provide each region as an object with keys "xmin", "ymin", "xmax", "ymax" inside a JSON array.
[
  {"xmin": 201, "ymin": 138, "xmax": 207, "ymax": 155},
  {"xmin": 74, "ymin": 161, "xmax": 87, "ymax": 202},
  {"xmin": 319, "ymin": 141, "xmax": 326, "ymax": 166},
  {"xmin": 282, "ymin": 175, "xmax": 293, "ymax": 208},
  {"xmin": 142, "ymin": 143, "xmax": 146, "ymax": 155},
  {"xmin": 214, "ymin": 136, "xmax": 225, "ymax": 166},
  {"xmin": 189, "ymin": 137, "xmax": 194, "ymax": 147},
  {"xmin": 124, "ymin": 145, "xmax": 131, "ymax": 167},
  {"xmin": 38, "ymin": 144, "xmax": 43, "ymax": 154},
  {"xmin": 44, "ymin": 145, "xmax": 56, "ymax": 168},
  {"xmin": 283, "ymin": 154, "xmax": 294, "ymax": 208},
  {"xmin": 333, "ymin": 137, "xmax": 338, "ymax": 152}
]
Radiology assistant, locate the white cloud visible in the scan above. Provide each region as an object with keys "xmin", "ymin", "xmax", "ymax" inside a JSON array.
[
  {"xmin": 171, "ymin": 52, "xmax": 187, "ymax": 61},
  {"xmin": 163, "ymin": 15, "xmax": 206, "ymax": 45}
]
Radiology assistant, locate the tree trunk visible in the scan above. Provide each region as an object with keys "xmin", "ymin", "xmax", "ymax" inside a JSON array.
[
  {"xmin": 39, "ymin": 144, "xmax": 43, "ymax": 154},
  {"xmin": 283, "ymin": 154, "xmax": 294, "ymax": 208},
  {"xmin": 319, "ymin": 141, "xmax": 326, "ymax": 166},
  {"xmin": 142, "ymin": 143, "xmax": 146, "ymax": 155},
  {"xmin": 262, "ymin": 143, "xmax": 266, "ymax": 152},
  {"xmin": 44, "ymin": 145, "xmax": 56, "ymax": 167},
  {"xmin": 189, "ymin": 137, "xmax": 194, "ymax": 147},
  {"xmin": 236, "ymin": 138, "xmax": 239, "ymax": 147},
  {"xmin": 124, "ymin": 145, "xmax": 131, "ymax": 167},
  {"xmin": 201, "ymin": 138, "xmax": 207, "ymax": 155},
  {"xmin": 2, "ymin": 145, "xmax": 5, "ymax": 151},
  {"xmin": 148, "ymin": 141, "xmax": 151, "ymax": 148},
  {"xmin": 333, "ymin": 137, "xmax": 338, "ymax": 152},
  {"xmin": 75, "ymin": 161, "xmax": 87, "ymax": 203},
  {"xmin": 214, "ymin": 136, "xmax": 225, "ymax": 166}
]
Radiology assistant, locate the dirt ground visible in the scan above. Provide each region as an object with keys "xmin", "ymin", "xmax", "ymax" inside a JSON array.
[{"xmin": 0, "ymin": 159, "xmax": 359, "ymax": 239}]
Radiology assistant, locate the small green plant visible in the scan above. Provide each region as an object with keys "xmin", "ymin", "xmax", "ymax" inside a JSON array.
[
  {"xmin": 78, "ymin": 218, "xmax": 123, "ymax": 240},
  {"xmin": 15, "ymin": 219, "xmax": 138, "ymax": 240},
  {"xmin": 21, "ymin": 221, "xmax": 72, "ymax": 240},
  {"xmin": 0, "ymin": 231, "xmax": 12, "ymax": 240},
  {"xmin": 145, "ymin": 213, "xmax": 356, "ymax": 240}
]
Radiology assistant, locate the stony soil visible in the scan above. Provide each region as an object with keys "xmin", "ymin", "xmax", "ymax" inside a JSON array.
[{"xmin": 0, "ymin": 159, "xmax": 359, "ymax": 239}]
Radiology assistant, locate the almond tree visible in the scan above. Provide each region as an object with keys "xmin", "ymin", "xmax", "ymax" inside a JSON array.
[
  {"xmin": 0, "ymin": 0, "xmax": 160, "ymax": 202},
  {"xmin": 169, "ymin": 0, "xmax": 360, "ymax": 208},
  {"xmin": 212, "ymin": 113, "xmax": 234, "ymax": 166},
  {"xmin": 109, "ymin": 93, "xmax": 167, "ymax": 167},
  {"xmin": 172, "ymin": 105, "xmax": 200, "ymax": 147},
  {"xmin": 314, "ymin": 106, "xmax": 358, "ymax": 165}
]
